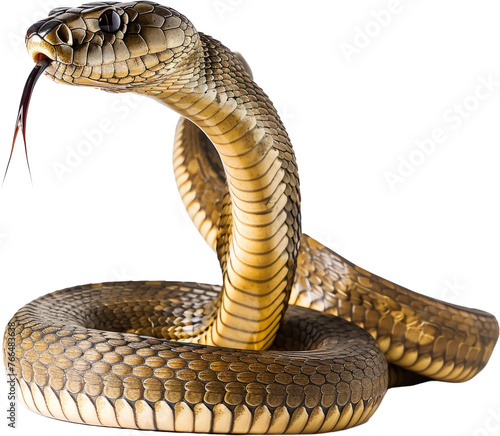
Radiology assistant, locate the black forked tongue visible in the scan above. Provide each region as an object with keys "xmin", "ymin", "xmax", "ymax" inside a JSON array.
[{"xmin": 2, "ymin": 57, "xmax": 52, "ymax": 186}]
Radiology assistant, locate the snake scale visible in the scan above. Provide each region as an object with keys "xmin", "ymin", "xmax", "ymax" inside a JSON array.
[{"xmin": 2, "ymin": 2, "xmax": 498, "ymax": 433}]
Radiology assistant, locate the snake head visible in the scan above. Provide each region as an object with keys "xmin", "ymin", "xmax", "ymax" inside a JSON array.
[{"xmin": 25, "ymin": 1, "xmax": 201, "ymax": 92}]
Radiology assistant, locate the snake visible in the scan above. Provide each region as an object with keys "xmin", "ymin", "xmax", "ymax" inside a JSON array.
[{"xmin": 3, "ymin": 2, "xmax": 499, "ymax": 434}]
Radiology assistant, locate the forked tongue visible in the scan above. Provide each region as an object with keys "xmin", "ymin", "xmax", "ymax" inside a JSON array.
[{"xmin": 2, "ymin": 58, "xmax": 52, "ymax": 186}]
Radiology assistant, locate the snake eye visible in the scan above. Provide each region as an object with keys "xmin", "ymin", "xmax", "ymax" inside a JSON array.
[{"xmin": 98, "ymin": 9, "xmax": 121, "ymax": 33}]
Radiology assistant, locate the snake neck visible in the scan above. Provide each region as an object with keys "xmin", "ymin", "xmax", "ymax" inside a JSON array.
[
  {"xmin": 139, "ymin": 33, "xmax": 301, "ymax": 350},
  {"xmin": 140, "ymin": 33, "xmax": 302, "ymax": 350}
]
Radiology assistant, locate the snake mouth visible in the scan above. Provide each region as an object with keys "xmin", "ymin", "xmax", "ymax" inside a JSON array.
[
  {"xmin": 26, "ymin": 35, "xmax": 56, "ymax": 64},
  {"xmin": 32, "ymin": 52, "xmax": 51, "ymax": 63}
]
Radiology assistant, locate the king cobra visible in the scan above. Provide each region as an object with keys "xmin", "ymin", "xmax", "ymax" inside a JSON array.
[{"xmin": 3, "ymin": 2, "xmax": 499, "ymax": 433}]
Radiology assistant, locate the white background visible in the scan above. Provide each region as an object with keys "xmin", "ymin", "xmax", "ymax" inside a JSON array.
[{"xmin": 1, "ymin": 1, "xmax": 499, "ymax": 435}]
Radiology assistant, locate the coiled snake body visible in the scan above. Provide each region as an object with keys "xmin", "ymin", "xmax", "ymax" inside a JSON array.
[{"xmin": 3, "ymin": 2, "xmax": 498, "ymax": 433}]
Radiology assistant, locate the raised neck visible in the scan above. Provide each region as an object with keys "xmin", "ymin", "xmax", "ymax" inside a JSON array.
[{"xmin": 142, "ymin": 33, "xmax": 301, "ymax": 350}]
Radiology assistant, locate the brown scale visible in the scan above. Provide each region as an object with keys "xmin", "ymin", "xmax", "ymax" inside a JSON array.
[{"xmin": 2, "ymin": 1, "xmax": 498, "ymax": 434}]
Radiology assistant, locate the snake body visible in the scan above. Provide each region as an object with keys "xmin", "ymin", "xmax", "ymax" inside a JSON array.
[{"xmin": 3, "ymin": 2, "xmax": 499, "ymax": 433}]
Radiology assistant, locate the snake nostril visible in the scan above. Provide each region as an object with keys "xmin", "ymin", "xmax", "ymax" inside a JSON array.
[
  {"xmin": 55, "ymin": 24, "xmax": 72, "ymax": 45},
  {"xmin": 25, "ymin": 21, "xmax": 73, "ymax": 47}
]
